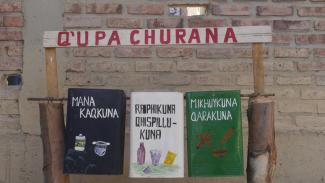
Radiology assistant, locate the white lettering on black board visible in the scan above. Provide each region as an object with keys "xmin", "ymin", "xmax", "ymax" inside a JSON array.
[{"xmin": 71, "ymin": 96, "xmax": 119, "ymax": 119}]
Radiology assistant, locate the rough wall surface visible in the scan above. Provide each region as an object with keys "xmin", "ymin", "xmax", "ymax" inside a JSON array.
[
  {"xmin": 0, "ymin": 1, "xmax": 33, "ymax": 182},
  {"xmin": 0, "ymin": 0, "xmax": 325, "ymax": 182},
  {"xmin": 0, "ymin": 0, "xmax": 23, "ymax": 133}
]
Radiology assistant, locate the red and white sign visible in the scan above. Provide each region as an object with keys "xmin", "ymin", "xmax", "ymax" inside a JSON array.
[{"xmin": 43, "ymin": 26, "xmax": 271, "ymax": 48}]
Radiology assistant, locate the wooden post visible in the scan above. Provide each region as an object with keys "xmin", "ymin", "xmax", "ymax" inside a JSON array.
[
  {"xmin": 247, "ymin": 43, "xmax": 276, "ymax": 183},
  {"xmin": 252, "ymin": 43, "xmax": 264, "ymax": 94},
  {"xmin": 39, "ymin": 103, "xmax": 69, "ymax": 183},
  {"xmin": 41, "ymin": 48, "xmax": 69, "ymax": 183},
  {"xmin": 45, "ymin": 48, "xmax": 59, "ymax": 97}
]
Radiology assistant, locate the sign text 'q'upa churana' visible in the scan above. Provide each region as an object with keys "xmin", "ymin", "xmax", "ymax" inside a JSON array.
[{"xmin": 43, "ymin": 26, "xmax": 271, "ymax": 47}]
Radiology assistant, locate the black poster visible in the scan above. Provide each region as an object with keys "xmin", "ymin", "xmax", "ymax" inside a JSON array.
[{"xmin": 64, "ymin": 88, "xmax": 125, "ymax": 174}]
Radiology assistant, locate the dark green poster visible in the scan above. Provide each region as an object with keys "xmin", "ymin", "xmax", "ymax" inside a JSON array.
[{"xmin": 186, "ymin": 90, "xmax": 243, "ymax": 177}]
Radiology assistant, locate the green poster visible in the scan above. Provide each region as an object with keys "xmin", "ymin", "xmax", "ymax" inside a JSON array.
[{"xmin": 186, "ymin": 90, "xmax": 243, "ymax": 177}]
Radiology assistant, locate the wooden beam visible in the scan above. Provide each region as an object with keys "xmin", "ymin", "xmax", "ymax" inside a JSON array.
[
  {"xmin": 45, "ymin": 48, "xmax": 59, "ymax": 97},
  {"xmin": 252, "ymin": 43, "xmax": 264, "ymax": 94}
]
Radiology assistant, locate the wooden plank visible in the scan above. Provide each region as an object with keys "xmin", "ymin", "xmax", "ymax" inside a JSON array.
[
  {"xmin": 43, "ymin": 26, "xmax": 272, "ymax": 47},
  {"xmin": 252, "ymin": 43, "xmax": 264, "ymax": 94},
  {"xmin": 247, "ymin": 96, "xmax": 276, "ymax": 183},
  {"xmin": 45, "ymin": 48, "xmax": 59, "ymax": 97}
]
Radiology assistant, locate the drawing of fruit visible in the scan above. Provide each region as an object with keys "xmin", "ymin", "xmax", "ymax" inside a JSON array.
[{"xmin": 143, "ymin": 166, "xmax": 151, "ymax": 174}]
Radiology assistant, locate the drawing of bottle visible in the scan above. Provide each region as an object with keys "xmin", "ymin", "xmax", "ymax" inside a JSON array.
[
  {"xmin": 74, "ymin": 134, "xmax": 86, "ymax": 151},
  {"xmin": 137, "ymin": 142, "xmax": 145, "ymax": 165}
]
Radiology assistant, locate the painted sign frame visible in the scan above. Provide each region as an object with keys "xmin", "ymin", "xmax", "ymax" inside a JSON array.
[{"xmin": 40, "ymin": 25, "xmax": 273, "ymax": 182}]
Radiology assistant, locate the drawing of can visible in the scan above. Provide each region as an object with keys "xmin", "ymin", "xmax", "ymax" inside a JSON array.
[
  {"xmin": 92, "ymin": 141, "xmax": 110, "ymax": 157},
  {"xmin": 164, "ymin": 151, "xmax": 177, "ymax": 165},
  {"xmin": 74, "ymin": 134, "xmax": 86, "ymax": 151}
]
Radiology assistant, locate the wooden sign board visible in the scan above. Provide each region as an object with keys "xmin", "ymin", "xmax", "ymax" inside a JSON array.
[
  {"xmin": 186, "ymin": 90, "xmax": 243, "ymax": 177},
  {"xmin": 64, "ymin": 88, "xmax": 126, "ymax": 175},
  {"xmin": 129, "ymin": 92, "xmax": 184, "ymax": 178},
  {"xmin": 43, "ymin": 26, "xmax": 272, "ymax": 47}
]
